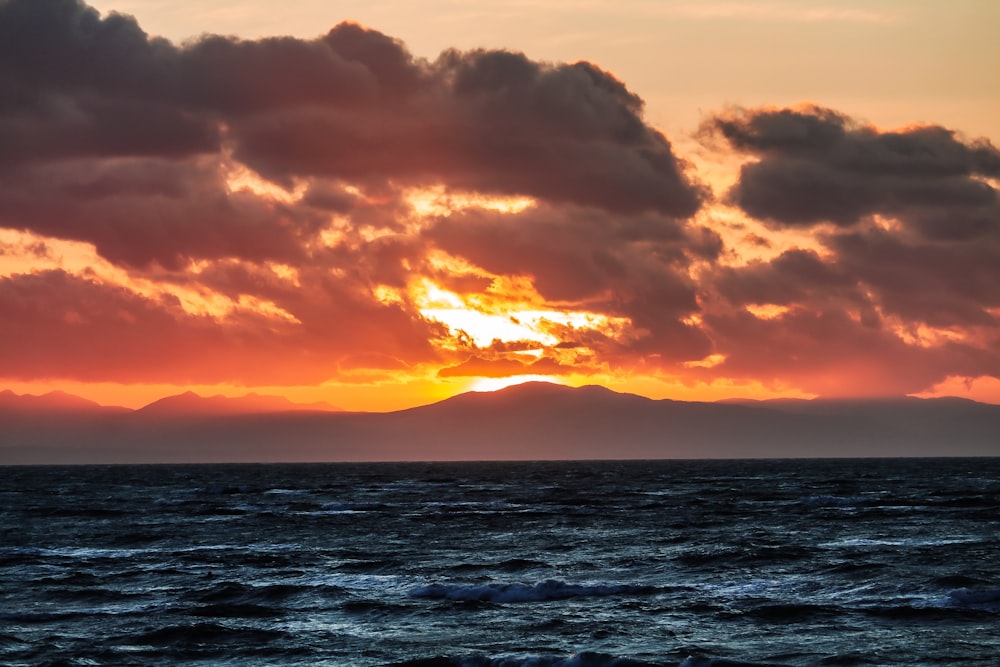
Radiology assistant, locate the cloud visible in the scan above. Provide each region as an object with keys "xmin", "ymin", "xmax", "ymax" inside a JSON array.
[
  {"xmin": 698, "ymin": 304, "xmax": 998, "ymax": 398},
  {"xmin": 701, "ymin": 107, "xmax": 1000, "ymax": 322},
  {"xmin": 687, "ymin": 105, "xmax": 1000, "ymax": 395},
  {"xmin": 711, "ymin": 248, "xmax": 860, "ymax": 310},
  {"xmin": 829, "ymin": 227, "xmax": 1000, "ymax": 328},
  {"xmin": 702, "ymin": 105, "xmax": 1000, "ymax": 235},
  {"xmin": 0, "ymin": 158, "xmax": 326, "ymax": 269},
  {"xmin": 0, "ymin": 270, "xmax": 442, "ymax": 384},
  {"xmin": 0, "ymin": 0, "xmax": 707, "ymax": 274},
  {"xmin": 0, "ymin": 0, "xmax": 706, "ymax": 223},
  {"xmin": 424, "ymin": 202, "xmax": 716, "ymax": 363},
  {"xmin": 1, "ymin": 1, "xmax": 998, "ymax": 400},
  {"xmin": 228, "ymin": 48, "xmax": 707, "ymax": 215},
  {"xmin": 696, "ymin": 229, "xmax": 1000, "ymax": 396}
]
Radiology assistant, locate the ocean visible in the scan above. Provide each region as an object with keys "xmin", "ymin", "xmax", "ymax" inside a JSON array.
[{"xmin": 2, "ymin": 458, "xmax": 998, "ymax": 666}]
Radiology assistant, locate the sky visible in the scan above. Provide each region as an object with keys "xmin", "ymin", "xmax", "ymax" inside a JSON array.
[{"xmin": 1, "ymin": 0, "xmax": 999, "ymax": 411}]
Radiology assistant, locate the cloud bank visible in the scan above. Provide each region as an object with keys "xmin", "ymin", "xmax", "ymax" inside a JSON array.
[{"xmin": 1, "ymin": 0, "xmax": 998, "ymax": 400}]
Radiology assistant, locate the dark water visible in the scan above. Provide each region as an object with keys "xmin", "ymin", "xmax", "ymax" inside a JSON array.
[{"xmin": 2, "ymin": 459, "xmax": 998, "ymax": 666}]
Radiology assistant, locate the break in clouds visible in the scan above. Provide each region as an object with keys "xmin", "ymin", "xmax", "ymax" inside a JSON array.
[{"xmin": 1, "ymin": 0, "xmax": 998, "ymax": 397}]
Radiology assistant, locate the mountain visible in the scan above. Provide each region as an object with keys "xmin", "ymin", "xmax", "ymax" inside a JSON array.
[
  {"xmin": 0, "ymin": 389, "xmax": 128, "ymax": 414},
  {"xmin": 136, "ymin": 391, "xmax": 341, "ymax": 416},
  {"xmin": 1, "ymin": 382, "xmax": 997, "ymax": 464}
]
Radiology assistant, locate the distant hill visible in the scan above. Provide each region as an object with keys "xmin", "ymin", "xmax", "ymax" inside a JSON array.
[
  {"xmin": 0, "ymin": 390, "xmax": 128, "ymax": 414},
  {"xmin": 136, "ymin": 391, "xmax": 341, "ymax": 416},
  {"xmin": 1, "ymin": 382, "xmax": 997, "ymax": 464}
]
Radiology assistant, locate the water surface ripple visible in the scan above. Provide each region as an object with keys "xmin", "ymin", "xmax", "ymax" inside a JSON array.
[{"xmin": 2, "ymin": 459, "xmax": 998, "ymax": 665}]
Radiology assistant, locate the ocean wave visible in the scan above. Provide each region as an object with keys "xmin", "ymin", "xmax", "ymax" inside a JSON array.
[
  {"xmin": 799, "ymin": 495, "xmax": 863, "ymax": 507},
  {"xmin": 318, "ymin": 501, "xmax": 387, "ymax": 513},
  {"xmin": 410, "ymin": 579, "xmax": 655, "ymax": 603},
  {"xmin": 182, "ymin": 581, "xmax": 309, "ymax": 605},
  {"xmin": 389, "ymin": 651, "xmax": 665, "ymax": 666},
  {"xmin": 818, "ymin": 536, "xmax": 981, "ymax": 550},
  {"xmin": 186, "ymin": 602, "xmax": 284, "ymax": 618},
  {"xmin": 448, "ymin": 558, "xmax": 553, "ymax": 574},
  {"xmin": 0, "ymin": 610, "xmax": 89, "ymax": 623},
  {"xmin": 946, "ymin": 587, "xmax": 1000, "ymax": 612},
  {"xmin": 133, "ymin": 622, "xmax": 286, "ymax": 646},
  {"xmin": 679, "ymin": 658, "xmax": 789, "ymax": 667},
  {"xmin": 389, "ymin": 653, "xmax": 786, "ymax": 667},
  {"xmin": 738, "ymin": 603, "xmax": 841, "ymax": 622}
]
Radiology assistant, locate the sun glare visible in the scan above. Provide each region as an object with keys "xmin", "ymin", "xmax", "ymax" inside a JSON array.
[
  {"xmin": 412, "ymin": 279, "xmax": 630, "ymax": 349},
  {"xmin": 421, "ymin": 306, "xmax": 561, "ymax": 347},
  {"xmin": 468, "ymin": 375, "xmax": 564, "ymax": 393}
]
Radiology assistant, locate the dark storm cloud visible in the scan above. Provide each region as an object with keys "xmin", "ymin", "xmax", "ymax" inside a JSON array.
[
  {"xmin": 0, "ymin": 158, "xmax": 324, "ymax": 269},
  {"xmin": 227, "ymin": 47, "xmax": 707, "ymax": 216},
  {"xmin": 702, "ymin": 223, "xmax": 1000, "ymax": 394},
  {"xmin": 712, "ymin": 248, "xmax": 860, "ymax": 308},
  {"xmin": 703, "ymin": 105, "xmax": 1000, "ymax": 235},
  {"xmin": 706, "ymin": 214, "xmax": 1000, "ymax": 336},
  {"xmin": 0, "ymin": 2, "xmax": 412, "ymax": 116},
  {"xmin": 0, "ymin": 0, "xmax": 707, "ymax": 270},
  {"xmin": 0, "ymin": 0, "xmax": 218, "ymax": 167},
  {"xmin": 694, "ymin": 104, "xmax": 1000, "ymax": 394},
  {"xmin": 0, "ymin": 96, "xmax": 220, "ymax": 166},
  {"xmin": 830, "ymin": 227, "xmax": 1000, "ymax": 327},
  {"xmin": 426, "ymin": 204, "xmax": 698, "ymax": 303}
]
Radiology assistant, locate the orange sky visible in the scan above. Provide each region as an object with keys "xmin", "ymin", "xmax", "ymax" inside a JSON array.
[{"xmin": 1, "ymin": 0, "xmax": 999, "ymax": 410}]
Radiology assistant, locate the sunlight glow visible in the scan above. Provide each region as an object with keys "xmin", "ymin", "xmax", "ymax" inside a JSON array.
[
  {"xmin": 318, "ymin": 218, "xmax": 350, "ymax": 248},
  {"xmin": 914, "ymin": 375, "xmax": 1000, "ymax": 404},
  {"xmin": 468, "ymin": 375, "xmax": 564, "ymax": 393},
  {"xmin": 746, "ymin": 304, "xmax": 791, "ymax": 320},
  {"xmin": 373, "ymin": 285, "xmax": 405, "ymax": 306},
  {"xmin": 413, "ymin": 279, "xmax": 630, "ymax": 349},
  {"xmin": 405, "ymin": 185, "xmax": 536, "ymax": 217},
  {"xmin": 0, "ymin": 230, "xmax": 300, "ymax": 324},
  {"xmin": 224, "ymin": 162, "xmax": 306, "ymax": 203},
  {"xmin": 683, "ymin": 353, "xmax": 727, "ymax": 369},
  {"xmin": 889, "ymin": 321, "xmax": 969, "ymax": 348},
  {"xmin": 269, "ymin": 263, "xmax": 301, "ymax": 286},
  {"xmin": 421, "ymin": 307, "xmax": 560, "ymax": 347}
]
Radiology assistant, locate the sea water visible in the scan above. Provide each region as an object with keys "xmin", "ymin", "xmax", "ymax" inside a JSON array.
[{"xmin": 1, "ymin": 458, "xmax": 998, "ymax": 666}]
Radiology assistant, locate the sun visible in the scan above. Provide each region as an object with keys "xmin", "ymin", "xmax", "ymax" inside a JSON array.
[{"xmin": 468, "ymin": 375, "xmax": 565, "ymax": 393}]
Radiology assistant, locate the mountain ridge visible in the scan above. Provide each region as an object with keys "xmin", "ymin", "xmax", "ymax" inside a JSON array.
[
  {"xmin": 0, "ymin": 389, "xmax": 130, "ymax": 414},
  {"xmin": 135, "ymin": 391, "xmax": 342, "ymax": 416},
  {"xmin": 1, "ymin": 382, "xmax": 997, "ymax": 464}
]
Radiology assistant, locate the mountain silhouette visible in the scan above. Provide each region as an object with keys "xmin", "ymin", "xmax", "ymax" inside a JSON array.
[
  {"xmin": 0, "ymin": 389, "xmax": 128, "ymax": 414},
  {"xmin": 136, "ymin": 391, "xmax": 341, "ymax": 416},
  {"xmin": 1, "ymin": 382, "xmax": 997, "ymax": 464}
]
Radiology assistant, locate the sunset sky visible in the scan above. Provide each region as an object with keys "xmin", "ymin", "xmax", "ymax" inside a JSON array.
[{"xmin": 2, "ymin": 0, "xmax": 999, "ymax": 410}]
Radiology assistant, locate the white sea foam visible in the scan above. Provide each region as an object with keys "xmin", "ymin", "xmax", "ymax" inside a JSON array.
[{"xmin": 819, "ymin": 537, "xmax": 981, "ymax": 549}]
